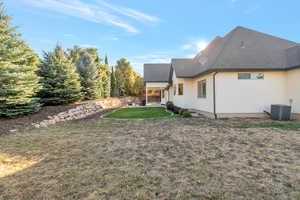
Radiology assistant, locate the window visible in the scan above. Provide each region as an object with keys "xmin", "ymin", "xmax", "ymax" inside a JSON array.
[
  {"xmin": 162, "ymin": 90, "xmax": 165, "ymax": 98},
  {"xmin": 198, "ymin": 80, "xmax": 207, "ymax": 98},
  {"xmin": 174, "ymin": 85, "xmax": 176, "ymax": 95},
  {"xmin": 178, "ymin": 83, "xmax": 184, "ymax": 95},
  {"xmin": 238, "ymin": 73, "xmax": 264, "ymax": 80}
]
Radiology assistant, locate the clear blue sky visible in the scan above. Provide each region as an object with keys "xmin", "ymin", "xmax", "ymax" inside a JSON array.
[{"xmin": 4, "ymin": 0, "xmax": 300, "ymax": 74}]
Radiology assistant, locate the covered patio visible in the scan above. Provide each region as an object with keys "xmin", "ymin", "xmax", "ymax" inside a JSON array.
[
  {"xmin": 145, "ymin": 82, "xmax": 169, "ymax": 105},
  {"xmin": 144, "ymin": 63, "xmax": 172, "ymax": 106}
]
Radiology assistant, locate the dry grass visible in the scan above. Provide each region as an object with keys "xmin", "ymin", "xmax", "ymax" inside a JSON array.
[{"xmin": 0, "ymin": 118, "xmax": 300, "ymax": 200}]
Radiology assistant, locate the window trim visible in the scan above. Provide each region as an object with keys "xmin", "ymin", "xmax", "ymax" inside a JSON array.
[
  {"xmin": 197, "ymin": 79, "xmax": 207, "ymax": 99},
  {"xmin": 238, "ymin": 73, "xmax": 264, "ymax": 80},
  {"xmin": 178, "ymin": 83, "xmax": 184, "ymax": 96}
]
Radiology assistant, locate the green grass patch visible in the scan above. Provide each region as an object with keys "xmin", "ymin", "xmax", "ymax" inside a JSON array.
[
  {"xmin": 258, "ymin": 121, "xmax": 300, "ymax": 131},
  {"xmin": 103, "ymin": 107, "xmax": 172, "ymax": 119}
]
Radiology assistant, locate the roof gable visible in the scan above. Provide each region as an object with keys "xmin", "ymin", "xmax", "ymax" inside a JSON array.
[
  {"xmin": 144, "ymin": 63, "xmax": 172, "ymax": 82},
  {"xmin": 212, "ymin": 26, "xmax": 298, "ymax": 69},
  {"xmin": 174, "ymin": 26, "xmax": 299, "ymax": 77}
]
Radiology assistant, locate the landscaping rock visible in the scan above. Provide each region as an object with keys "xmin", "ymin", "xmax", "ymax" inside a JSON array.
[{"xmin": 31, "ymin": 104, "xmax": 103, "ymax": 128}]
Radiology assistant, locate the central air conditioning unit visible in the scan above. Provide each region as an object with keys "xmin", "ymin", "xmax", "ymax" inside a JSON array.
[{"xmin": 271, "ymin": 105, "xmax": 292, "ymax": 121}]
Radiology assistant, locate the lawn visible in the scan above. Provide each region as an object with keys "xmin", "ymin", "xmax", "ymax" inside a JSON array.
[
  {"xmin": 258, "ymin": 121, "xmax": 300, "ymax": 130},
  {"xmin": 103, "ymin": 107, "xmax": 172, "ymax": 119},
  {"xmin": 0, "ymin": 118, "xmax": 300, "ymax": 200}
]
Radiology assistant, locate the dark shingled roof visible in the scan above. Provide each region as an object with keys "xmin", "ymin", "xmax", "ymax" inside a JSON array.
[
  {"xmin": 286, "ymin": 45, "xmax": 300, "ymax": 69},
  {"xmin": 144, "ymin": 26, "xmax": 300, "ymax": 80},
  {"xmin": 144, "ymin": 63, "xmax": 172, "ymax": 82}
]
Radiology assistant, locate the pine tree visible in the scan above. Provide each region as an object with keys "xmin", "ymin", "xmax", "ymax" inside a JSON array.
[
  {"xmin": 38, "ymin": 44, "xmax": 82, "ymax": 105},
  {"xmin": 76, "ymin": 52, "xmax": 101, "ymax": 99},
  {"xmin": 0, "ymin": 3, "xmax": 41, "ymax": 117},
  {"xmin": 67, "ymin": 46, "xmax": 112, "ymax": 98},
  {"xmin": 110, "ymin": 67, "xmax": 117, "ymax": 97},
  {"xmin": 70, "ymin": 47, "xmax": 105, "ymax": 97}
]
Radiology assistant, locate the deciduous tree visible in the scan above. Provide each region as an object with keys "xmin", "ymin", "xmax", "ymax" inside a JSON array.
[{"xmin": 115, "ymin": 58, "xmax": 144, "ymax": 96}]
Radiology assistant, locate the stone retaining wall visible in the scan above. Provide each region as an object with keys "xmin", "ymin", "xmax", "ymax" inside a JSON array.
[
  {"xmin": 93, "ymin": 96, "xmax": 143, "ymax": 109},
  {"xmin": 32, "ymin": 104, "xmax": 103, "ymax": 128},
  {"xmin": 32, "ymin": 96, "xmax": 144, "ymax": 128}
]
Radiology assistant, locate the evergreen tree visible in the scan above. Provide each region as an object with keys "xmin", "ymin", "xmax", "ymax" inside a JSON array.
[
  {"xmin": 76, "ymin": 52, "xmax": 101, "ymax": 99},
  {"xmin": 70, "ymin": 47, "xmax": 106, "ymax": 97},
  {"xmin": 110, "ymin": 67, "xmax": 117, "ymax": 97},
  {"xmin": 98, "ymin": 64, "xmax": 111, "ymax": 98},
  {"xmin": 68, "ymin": 45, "xmax": 84, "ymax": 63},
  {"xmin": 38, "ymin": 44, "xmax": 82, "ymax": 105},
  {"xmin": 0, "ymin": 3, "xmax": 41, "ymax": 117},
  {"xmin": 104, "ymin": 55, "xmax": 109, "ymax": 65},
  {"xmin": 102, "ymin": 55, "xmax": 111, "ymax": 98}
]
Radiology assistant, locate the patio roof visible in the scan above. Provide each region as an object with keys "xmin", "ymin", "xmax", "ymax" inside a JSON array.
[{"xmin": 144, "ymin": 63, "xmax": 172, "ymax": 82}]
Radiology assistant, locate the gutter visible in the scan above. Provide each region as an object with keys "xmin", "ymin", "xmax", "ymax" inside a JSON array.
[{"xmin": 213, "ymin": 72, "xmax": 218, "ymax": 119}]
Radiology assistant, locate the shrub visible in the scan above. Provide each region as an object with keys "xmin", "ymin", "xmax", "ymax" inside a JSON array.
[
  {"xmin": 166, "ymin": 101, "xmax": 173, "ymax": 106},
  {"xmin": 182, "ymin": 110, "xmax": 192, "ymax": 118},
  {"xmin": 141, "ymin": 100, "xmax": 146, "ymax": 106},
  {"xmin": 179, "ymin": 109, "xmax": 188, "ymax": 115},
  {"xmin": 166, "ymin": 101, "xmax": 174, "ymax": 110},
  {"xmin": 173, "ymin": 106, "xmax": 181, "ymax": 114}
]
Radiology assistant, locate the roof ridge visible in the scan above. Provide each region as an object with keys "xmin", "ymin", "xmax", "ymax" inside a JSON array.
[
  {"xmin": 235, "ymin": 26, "xmax": 299, "ymax": 44},
  {"xmin": 210, "ymin": 27, "xmax": 239, "ymax": 67},
  {"xmin": 193, "ymin": 36, "xmax": 223, "ymax": 60},
  {"xmin": 172, "ymin": 58, "xmax": 193, "ymax": 60},
  {"xmin": 144, "ymin": 63, "xmax": 171, "ymax": 65}
]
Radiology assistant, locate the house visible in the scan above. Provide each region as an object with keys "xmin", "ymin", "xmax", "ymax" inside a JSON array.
[{"xmin": 144, "ymin": 26, "xmax": 300, "ymax": 119}]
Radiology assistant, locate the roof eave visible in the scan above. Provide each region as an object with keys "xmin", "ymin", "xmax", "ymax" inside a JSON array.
[
  {"xmin": 176, "ymin": 67, "xmax": 293, "ymax": 79},
  {"xmin": 144, "ymin": 80, "xmax": 170, "ymax": 83},
  {"xmin": 287, "ymin": 65, "xmax": 300, "ymax": 70}
]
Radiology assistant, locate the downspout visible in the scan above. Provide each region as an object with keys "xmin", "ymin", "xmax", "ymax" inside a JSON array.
[
  {"xmin": 168, "ymin": 86, "xmax": 170, "ymax": 102},
  {"xmin": 213, "ymin": 72, "xmax": 218, "ymax": 119}
]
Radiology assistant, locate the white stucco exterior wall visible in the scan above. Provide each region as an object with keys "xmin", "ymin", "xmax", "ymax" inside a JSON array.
[
  {"xmin": 161, "ymin": 89, "xmax": 170, "ymax": 105},
  {"xmin": 170, "ymin": 71, "xmax": 214, "ymax": 113},
  {"xmin": 287, "ymin": 69, "xmax": 300, "ymax": 114},
  {"xmin": 215, "ymin": 72, "xmax": 288, "ymax": 114},
  {"xmin": 171, "ymin": 71, "xmax": 186, "ymax": 108},
  {"xmin": 165, "ymin": 70, "xmax": 299, "ymax": 117},
  {"xmin": 189, "ymin": 74, "xmax": 214, "ymax": 113},
  {"xmin": 170, "ymin": 86, "xmax": 174, "ymax": 102}
]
